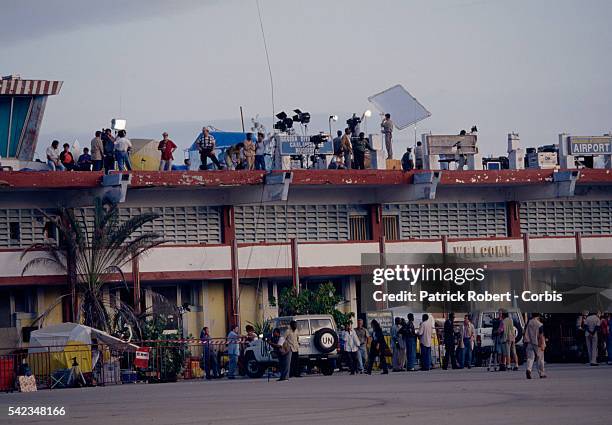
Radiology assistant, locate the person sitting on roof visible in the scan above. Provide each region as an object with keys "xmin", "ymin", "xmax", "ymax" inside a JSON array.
[
  {"xmin": 77, "ymin": 147, "xmax": 93, "ymax": 171},
  {"xmin": 59, "ymin": 143, "xmax": 76, "ymax": 171},
  {"xmin": 171, "ymin": 158, "xmax": 191, "ymax": 171}
]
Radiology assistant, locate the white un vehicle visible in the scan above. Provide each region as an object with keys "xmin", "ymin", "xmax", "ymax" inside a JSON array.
[{"xmin": 244, "ymin": 314, "xmax": 339, "ymax": 378}]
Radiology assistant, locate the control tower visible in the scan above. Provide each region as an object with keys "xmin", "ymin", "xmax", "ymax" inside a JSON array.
[{"xmin": 0, "ymin": 75, "xmax": 63, "ymax": 161}]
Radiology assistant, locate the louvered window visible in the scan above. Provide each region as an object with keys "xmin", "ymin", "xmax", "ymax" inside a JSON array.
[
  {"xmin": 520, "ymin": 200, "xmax": 612, "ymax": 236},
  {"xmin": 349, "ymin": 215, "xmax": 370, "ymax": 241},
  {"xmin": 382, "ymin": 215, "xmax": 399, "ymax": 241},
  {"xmin": 385, "ymin": 202, "xmax": 507, "ymax": 239},
  {"xmin": 0, "ymin": 209, "xmax": 47, "ymax": 247},
  {"xmin": 234, "ymin": 204, "xmax": 361, "ymax": 243}
]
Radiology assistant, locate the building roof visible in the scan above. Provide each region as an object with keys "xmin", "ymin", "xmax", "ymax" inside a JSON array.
[
  {"xmin": 0, "ymin": 169, "xmax": 611, "ymax": 190},
  {"xmin": 0, "ymin": 77, "xmax": 63, "ymax": 96}
]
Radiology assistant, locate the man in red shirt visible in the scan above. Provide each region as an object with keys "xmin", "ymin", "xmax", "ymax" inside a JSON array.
[{"xmin": 158, "ymin": 132, "xmax": 177, "ymax": 171}]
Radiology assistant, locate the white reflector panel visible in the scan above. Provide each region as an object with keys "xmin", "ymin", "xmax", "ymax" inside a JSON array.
[{"xmin": 368, "ymin": 84, "xmax": 431, "ymax": 130}]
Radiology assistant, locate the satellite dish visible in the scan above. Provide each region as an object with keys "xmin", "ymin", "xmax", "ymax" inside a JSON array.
[{"xmin": 368, "ymin": 84, "xmax": 431, "ymax": 130}]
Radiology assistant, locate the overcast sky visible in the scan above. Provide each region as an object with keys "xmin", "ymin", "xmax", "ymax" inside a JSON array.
[{"xmin": 2, "ymin": 0, "xmax": 611, "ymax": 156}]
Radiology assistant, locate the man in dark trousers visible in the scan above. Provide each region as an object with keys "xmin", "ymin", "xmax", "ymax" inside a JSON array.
[
  {"xmin": 443, "ymin": 312, "xmax": 457, "ymax": 370},
  {"xmin": 352, "ymin": 132, "xmax": 375, "ymax": 170},
  {"xmin": 287, "ymin": 320, "xmax": 301, "ymax": 377}
]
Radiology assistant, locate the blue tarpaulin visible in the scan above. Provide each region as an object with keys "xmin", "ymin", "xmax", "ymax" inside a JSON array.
[{"xmin": 188, "ymin": 131, "xmax": 250, "ymax": 151}]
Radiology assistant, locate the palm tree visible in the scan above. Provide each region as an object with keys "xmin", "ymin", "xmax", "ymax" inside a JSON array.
[{"xmin": 21, "ymin": 199, "xmax": 164, "ymax": 334}]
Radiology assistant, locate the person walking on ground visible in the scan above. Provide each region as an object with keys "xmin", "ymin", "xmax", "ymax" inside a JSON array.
[
  {"xmin": 101, "ymin": 129, "xmax": 116, "ymax": 174},
  {"xmin": 352, "ymin": 132, "xmax": 375, "ymax": 170},
  {"xmin": 366, "ymin": 319, "xmax": 389, "ymax": 374},
  {"xmin": 354, "ymin": 318, "xmax": 368, "ymax": 373},
  {"xmin": 90, "ymin": 131, "xmax": 104, "ymax": 171},
  {"xmin": 114, "ymin": 130, "xmax": 132, "ymax": 171},
  {"xmin": 492, "ymin": 309, "xmax": 505, "ymax": 370},
  {"xmin": 158, "ymin": 132, "xmax": 177, "ymax": 171},
  {"xmin": 195, "ymin": 127, "xmax": 222, "ymax": 170},
  {"xmin": 524, "ymin": 313, "xmax": 547, "ymax": 379},
  {"xmin": 287, "ymin": 320, "xmax": 301, "ymax": 378},
  {"xmin": 343, "ymin": 323, "xmax": 361, "ymax": 375},
  {"xmin": 381, "ymin": 113, "xmax": 394, "ymax": 159},
  {"xmin": 502, "ymin": 312, "xmax": 519, "ymax": 371},
  {"xmin": 461, "ymin": 315, "xmax": 475, "ymax": 369},
  {"xmin": 584, "ymin": 311, "xmax": 601, "ymax": 366},
  {"xmin": 226, "ymin": 325, "xmax": 240, "ymax": 379},
  {"xmin": 405, "ymin": 313, "xmax": 417, "ymax": 371},
  {"xmin": 391, "ymin": 317, "xmax": 406, "ymax": 371},
  {"xmin": 269, "ymin": 328, "xmax": 291, "ymax": 381},
  {"xmin": 443, "ymin": 313, "xmax": 457, "ymax": 370},
  {"xmin": 418, "ymin": 314, "xmax": 433, "ymax": 371},
  {"xmin": 254, "ymin": 132, "xmax": 267, "ymax": 170},
  {"xmin": 340, "ymin": 128, "xmax": 353, "ymax": 169}
]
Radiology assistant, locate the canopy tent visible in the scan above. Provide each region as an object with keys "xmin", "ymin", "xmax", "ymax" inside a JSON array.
[
  {"xmin": 28, "ymin": 323, "xmax": 137, "ymax": 375},
  {"xmin": 130, "ymin": 138, "xmax": 162, "ymax": 171}
]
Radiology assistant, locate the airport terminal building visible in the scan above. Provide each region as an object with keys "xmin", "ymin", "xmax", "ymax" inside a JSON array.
[{"xmin": 1, "ymin": 168, "xmax": 612, "ymax": 347}]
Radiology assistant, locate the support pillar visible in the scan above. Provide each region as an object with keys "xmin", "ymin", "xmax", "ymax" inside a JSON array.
[
  {"xmin": 132, "ymin": 256, "xmax": 141, "ymax": 314},
  {"xmin": 230, "ymin": 238, "xmax": 240, "ymax": 329},
  {"xmin": 370, "ymin": 204, "xmax": 383, "ymax": 241},
  {"xmin": 522, "ymin": 233, "xmax": 531, "ymax": 291},
  {"xmin": 291, "ymin": 238, "xmax": 300, "ymax": 293},
  {"xmin": 506, "ymin": 201, "xmax": 521, "ymax": 238}
]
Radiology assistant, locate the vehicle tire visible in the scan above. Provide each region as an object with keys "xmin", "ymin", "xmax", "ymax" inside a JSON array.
[
  {"xmin": 245, "ymin": 352, "xmax": 265, "ymax": 378},
  {"xmin": 320, "ymin": 360, "xmax": 334, "ymax": 376},
  {"xmin": 514, "ymin": 326, "xmax": 523, "ymax": 345},
  {"xmin": 313, "ymin": 328, "xmax": 338, "ymax": 354}
]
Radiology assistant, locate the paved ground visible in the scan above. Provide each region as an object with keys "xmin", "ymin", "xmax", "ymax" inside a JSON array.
[{"xmin": 1, "ymin": 364, "xmax": 611, "ymax": 425}]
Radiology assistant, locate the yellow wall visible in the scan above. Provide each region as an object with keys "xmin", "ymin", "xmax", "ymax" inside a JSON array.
[
  {"xmin": 205, "ymin": 282, "xmax": 226, "ymax": 339},
  {"xmin": 37, "ymin": 286, "xmax": 64, "ymax": 326},
  {"xmin": 238, "ymin": 283, "xmax": 258, "ymax": 333}
]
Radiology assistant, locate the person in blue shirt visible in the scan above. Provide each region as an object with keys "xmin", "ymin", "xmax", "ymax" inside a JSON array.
[{"xmin": 77, "ymin": 147, "xmax": 92, "ymax": 171}]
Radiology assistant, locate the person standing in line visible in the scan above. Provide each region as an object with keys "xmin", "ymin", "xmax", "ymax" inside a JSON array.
[
  {"xmin": 158, "ymin": 132, "xmax": 177, "ymax": 171},
  {"xmin": 391, "ymin": 317, "xmax": 405, "ymax": 371},
  {"xmin": 243, "ymin": 133, "xmax": 256, "ymax": 170},
  {"xmin": 414, "ymin": 141, "xmax": 424, "ymax": 170},
  {"xmin": 584, "ymin": 311, "xmax": 601, "ymax": 366},
  {"xmin": 381, "ymin": 113, "xmax": 394, "ymax": 159},
  {"xmin": 343, "ymin": 322, "xmax": 361, "ymax": 375},
  {"xmin": 269, "ymin": 328, "xmax": 291, "ymax": 381},
  {"xmin": 226, "ymin": 325, "xmax": 240, "ymax": 379},
  {"xmin": 101, "ymin": 129, "xmax": 116, "ymax": 174},
  {"xmin": 90, "ymin": 131, "xmax": 104, "ymax": 171},
  {"xmin": 462, "ymin": 315, "xmax": 475, "ymax": 369},
  {"xmin": 254, "ymin": 132, "xmax": 267, "ymax": 170},
  {"xmin": 46, "ymin": 140, "xmax": 64, "ymax": 171},
  {"xmin": 354, "ymin": 318, "xmax": 368, "ymax": 373},
  {"xmin": 405, "ymin": 313, "xmax": 417, "ymax": 371},
  {"xmin": 365, "ymin": 319, "xmax": 389, "ymax": 375},
  {"xmin": 340, "ymin": 128, "xmax": 353, "ymax": 169},
  {"xmin": 524, "ymin": 313, "xmax": 546, "ymax": 379},
  {"xmin": 287, "ymin": 320, "xmax": 301, "ymax": 378},
  {"xmin": 195, "ymin": 127, "xmax": 222, "ymax": 170},
  {"xmin": 114, "ymin": 130, "xmax": 132, "ymax": 171},
  {"xmin": 418, "ymin": 314, "xmax": 433, "ymax": 371},
  {"xmin": 443, "ymin": 313, "xmax": 457, "ymax": 370},
  {"xmin": 352, "ymin": 132, "xmax": 375, "ymax": 170}
]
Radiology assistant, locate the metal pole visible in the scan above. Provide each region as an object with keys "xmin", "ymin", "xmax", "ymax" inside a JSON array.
[{"xmin": 240, "ymin": 106, "xmax": 245, "ymax": 133}]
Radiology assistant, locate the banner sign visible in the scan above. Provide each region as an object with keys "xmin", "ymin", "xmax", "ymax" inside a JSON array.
[
  {"xmin": 278, "ymin": 135, "xmax": 334, "ymax": 156},
  {"xmin": 569, "ymin": 136, "xmax": 612, "ymax": 155}
]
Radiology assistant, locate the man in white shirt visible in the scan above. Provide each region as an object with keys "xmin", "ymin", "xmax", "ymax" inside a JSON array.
[
  {"xmin": 418, "ymin": 313, "xmax": 433, "ymax": 371},
  {"xmin": 343, "ymin": 323, "xmax": 361, "ymax": 375},
  {"xmin": 46, "ymin": 140, "xmax": 65, "ymax": 171},
  {"xmin": 114, "ymin": 130, "xmax": 132, "ymax": 171},
  {"xmin": 584, "ymin": 311, "xmax": 601, "ymax": 365}
]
